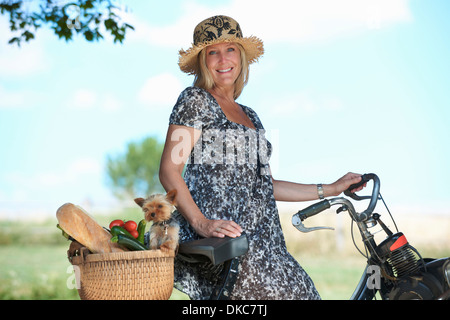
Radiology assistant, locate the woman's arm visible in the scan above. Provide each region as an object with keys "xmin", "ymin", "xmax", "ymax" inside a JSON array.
[
  {"xmin": 159, "ymin": 124, "xmax": 242, "ymax": 238},
  {"xmin": 272, "ymin": 172, "xmax": 365, "ymax": 202}
]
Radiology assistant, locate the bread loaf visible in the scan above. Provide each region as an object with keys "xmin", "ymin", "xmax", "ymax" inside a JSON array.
[{"xmin": 56, "ymin": 203, "xmax": 125, "ymax": 253}]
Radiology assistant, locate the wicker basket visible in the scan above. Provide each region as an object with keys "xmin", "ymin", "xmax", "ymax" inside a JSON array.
[{"xmin": 69, "ymin": 246, "xmax": 175, "ymax": 300}]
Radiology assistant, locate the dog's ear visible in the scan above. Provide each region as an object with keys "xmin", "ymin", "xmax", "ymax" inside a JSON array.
[
  {"xmin": 166, "ymin": 189, "xmax": 177, "ymax": 205},
  {"xmin": 134, "ymin": 197, "xmax": 146, "ymax": 207}
]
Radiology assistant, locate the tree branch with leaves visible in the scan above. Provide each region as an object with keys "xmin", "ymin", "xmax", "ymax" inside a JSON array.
[{"xmin": 0, "ymin": 0, "xmax": 134, "ymax": 46}]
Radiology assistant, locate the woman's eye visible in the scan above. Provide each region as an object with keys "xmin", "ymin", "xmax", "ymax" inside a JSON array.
[
  {"xmin": 208, "ymin": 50, "xmax": 217, "ymax": 55},
  {"xmin": 227, "ymin": 47, "xmax": 235, "ymax": 52}
]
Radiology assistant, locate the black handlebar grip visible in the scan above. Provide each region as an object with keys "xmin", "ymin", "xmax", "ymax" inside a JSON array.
[
  {"xmin": 344, "ymin": 173, "xmax": 374, "ymax": 197},
  {"xmin": 296, "ymin": 200, "xmax": 331, "ymax": 221}
]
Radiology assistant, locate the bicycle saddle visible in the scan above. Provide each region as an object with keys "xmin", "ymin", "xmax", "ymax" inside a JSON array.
[{"xmin": 178, "ymin": 233, "xmax": 248, "ymax": 265}]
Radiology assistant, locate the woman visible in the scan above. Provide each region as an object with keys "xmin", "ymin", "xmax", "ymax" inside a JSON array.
[{"xmin": 159, "ymin": 15, "xmax": 364, "ymax": 300}]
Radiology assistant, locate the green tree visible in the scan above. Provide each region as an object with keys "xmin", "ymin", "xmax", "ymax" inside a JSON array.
[
  {"xmin": 106, "ymin": 136, "xmax": 165, "ymax": 200},
  {"xmin": 0, "ymin": 0, "xmax": 134, "ymax": 46}
]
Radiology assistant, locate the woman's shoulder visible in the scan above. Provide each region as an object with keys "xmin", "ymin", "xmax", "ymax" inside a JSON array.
[
  {"xmin": 239, "ymin": 103, "xmax": 264, "ymax": 130},
  {"xmin": 170, "ymin": 87, "xmax": 218, "ymax": 128},
  {"xmin": 174, "ymin": 86, "xmax": 218, "ymax": 113},
  {"xmin": 240, "ymin": 103, "xmax": 256, "ymax": 115},
  {"xmin": 177, "ymin": 86, "xmax": 212, "ymax": 102}
]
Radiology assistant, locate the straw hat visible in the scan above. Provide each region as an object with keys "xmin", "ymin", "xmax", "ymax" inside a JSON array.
[{"xmin": 178, "ymin": 15, "xmax": 264, "ymax": 75}]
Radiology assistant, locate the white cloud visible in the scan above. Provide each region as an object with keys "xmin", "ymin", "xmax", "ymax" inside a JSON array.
[
  {"xmin": 0, "ymin": 85, "xmax": 26, "ymax": 108},
  {"xmin": 125, "ymin": 0, "xmax": 412, "ymax": 48},
  {"xmin": 65, "ymin": 88, "xmax": 122, "ymax": 111},
  {"xmin": 67, "ymin": 157, "xmax": 102, "ymax": 179},
  {"xmin": 137, "ymin": 72, "xmax": 183, "ymax": 107},
  {"xmin": 0, "ymin": 84, "xmax": 46, "ymax": 109},
  {"xmin": 231, "ymin": 0, "xmax": 412, "ymax": 44},
  {"xmin": 0, "ymin": 17, "xmax": 50, "ymax": 77},
  {"xmin": 123, "ymin": 2, "xmax": 215, "ymax": 49},
  {"xmin": 4, "ymin": 157, "xmax": 102, "ymax": 197},
  {"xmin": 262, "ymin": 90, "xmax": 344, "ymax": 118},
  {"xmin": 0, "ymin": 42, "xmax": 49, "ymax": 77},
  {"xmin": 1, "ymin": 157, "xmax": 108, "ymax": 218},
  {"xmin": 67, "ymin": 88, "xmax": 97, "ymax": 109},
  {"xmin": 101, "ymin": 93, "xmax": 122, "ymax": 112}
]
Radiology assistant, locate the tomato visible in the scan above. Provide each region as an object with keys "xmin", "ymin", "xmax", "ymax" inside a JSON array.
[
  {"xmin": 129, "ymin": 229, "xmax": 139, "ymax": 239},
  {"xmin": 109, "ymin": 219, "xmax": 124, "ymax": 229},
  {"xmin": 124, "ymin": 220, "xmax": 138, "ymax": 232}
]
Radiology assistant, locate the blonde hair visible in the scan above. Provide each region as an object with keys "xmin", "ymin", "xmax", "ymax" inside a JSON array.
[{"xmin": 193, "ymin": 43, "xmax": 249, "ymax": 100}]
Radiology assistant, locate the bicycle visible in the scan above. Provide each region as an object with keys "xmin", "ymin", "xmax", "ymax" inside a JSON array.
[{"xmin": 178, "ymin": 173, "xmax": 450, "ymax": 300}]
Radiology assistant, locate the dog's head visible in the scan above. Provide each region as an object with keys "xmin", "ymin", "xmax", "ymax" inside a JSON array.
[{"xmin": 134, "ymin": 189, "xmax": 177, "ymax": 223}]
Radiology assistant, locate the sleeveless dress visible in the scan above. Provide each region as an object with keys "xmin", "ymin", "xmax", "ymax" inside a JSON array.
[{"xmin": 169, "ymin": 86, "xmax": 320, "ymax": 300}]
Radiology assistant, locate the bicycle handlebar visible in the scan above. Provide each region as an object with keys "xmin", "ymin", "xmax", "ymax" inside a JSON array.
[
  {"xmin": 295, "ymin": 173, "xmax": 381, "ymax": 222},
  {"xmin": 347, "ymin": 173, "xmax": 380, "ymax": 221},
  {"xmin": 295, "ymin": 200, "xmax": 331, "ymax": 221},
  {"xmin": 344, "ymin": 173, "xmax": 373, "ymax": 200}
]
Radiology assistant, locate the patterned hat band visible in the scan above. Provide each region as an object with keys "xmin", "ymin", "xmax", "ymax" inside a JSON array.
[
  {"xmin": 193, "ymin": 15, "xmax": 243, "ymax": 45},
  {"xmin": 178, "ymin": 15, "xmax": 264, "ymax": 75}
]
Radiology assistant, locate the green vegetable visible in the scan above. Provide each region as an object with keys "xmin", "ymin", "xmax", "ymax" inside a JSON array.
[
  {"xmin": 56, "ymin": 224, "xmax": 72, "ymax": 240},
  {"xmin": 110, "ymin": 225, "xmax": 134, "ymax": 238},
  {"xmin": 111, "ymin": 234, "xmax": 147, "ymax": 251},
  {"xmin": 137, "ymin": 219, "xmax": 147, "ymax": 245}
]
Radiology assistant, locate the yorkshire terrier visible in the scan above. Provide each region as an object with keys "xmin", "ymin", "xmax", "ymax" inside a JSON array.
[{"xmin": 134, "ymin": 189, "xmax": 179, "ymax": 253}]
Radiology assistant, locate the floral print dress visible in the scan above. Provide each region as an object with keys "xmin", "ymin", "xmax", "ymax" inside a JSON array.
[{"xmin": 169, "ymin": 86, "xmax": 320, "ymax": 300}]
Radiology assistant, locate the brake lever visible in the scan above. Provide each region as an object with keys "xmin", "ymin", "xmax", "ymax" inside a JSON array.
[{"xmin": 292, "ymin": 214, "xmax": 334, "ymax": 233}]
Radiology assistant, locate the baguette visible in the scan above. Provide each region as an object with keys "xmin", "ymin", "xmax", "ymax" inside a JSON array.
[{"xmin": 56, "ymin": 203, "xmax": 126, "ymax": 253}]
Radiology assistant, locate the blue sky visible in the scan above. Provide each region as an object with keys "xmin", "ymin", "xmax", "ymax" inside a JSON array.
[{"xmin": 1, "ymin": 0, "xmax": 449, "ymax": 219}]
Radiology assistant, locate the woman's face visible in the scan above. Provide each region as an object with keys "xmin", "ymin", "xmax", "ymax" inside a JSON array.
[{"xmin": 205, "ymin": 42, "xmax": 241, "ymax": 89}]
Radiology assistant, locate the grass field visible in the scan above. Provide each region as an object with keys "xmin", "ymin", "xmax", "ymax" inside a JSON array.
[
  {"xmin": 1, "ymin": 206, "xmax": 448, "ymax": 300},
  {"xmin": 0, "ymin": 244, "xmax": 367, "ymax": 300}
]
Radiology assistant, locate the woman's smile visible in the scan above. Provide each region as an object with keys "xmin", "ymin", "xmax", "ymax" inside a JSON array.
[{"xmin": 217, "ymin": 67, "xmax": 233, "ymax": 73}]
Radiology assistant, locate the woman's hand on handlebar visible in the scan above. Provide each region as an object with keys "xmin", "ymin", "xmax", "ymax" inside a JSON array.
[
  {"xmin": 192, "ymin": 216, "xmax": 243, "ymax": 238},
  {"xmin": 330, "ymin": 172, "xmax": 366, "ymax": 196}
]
